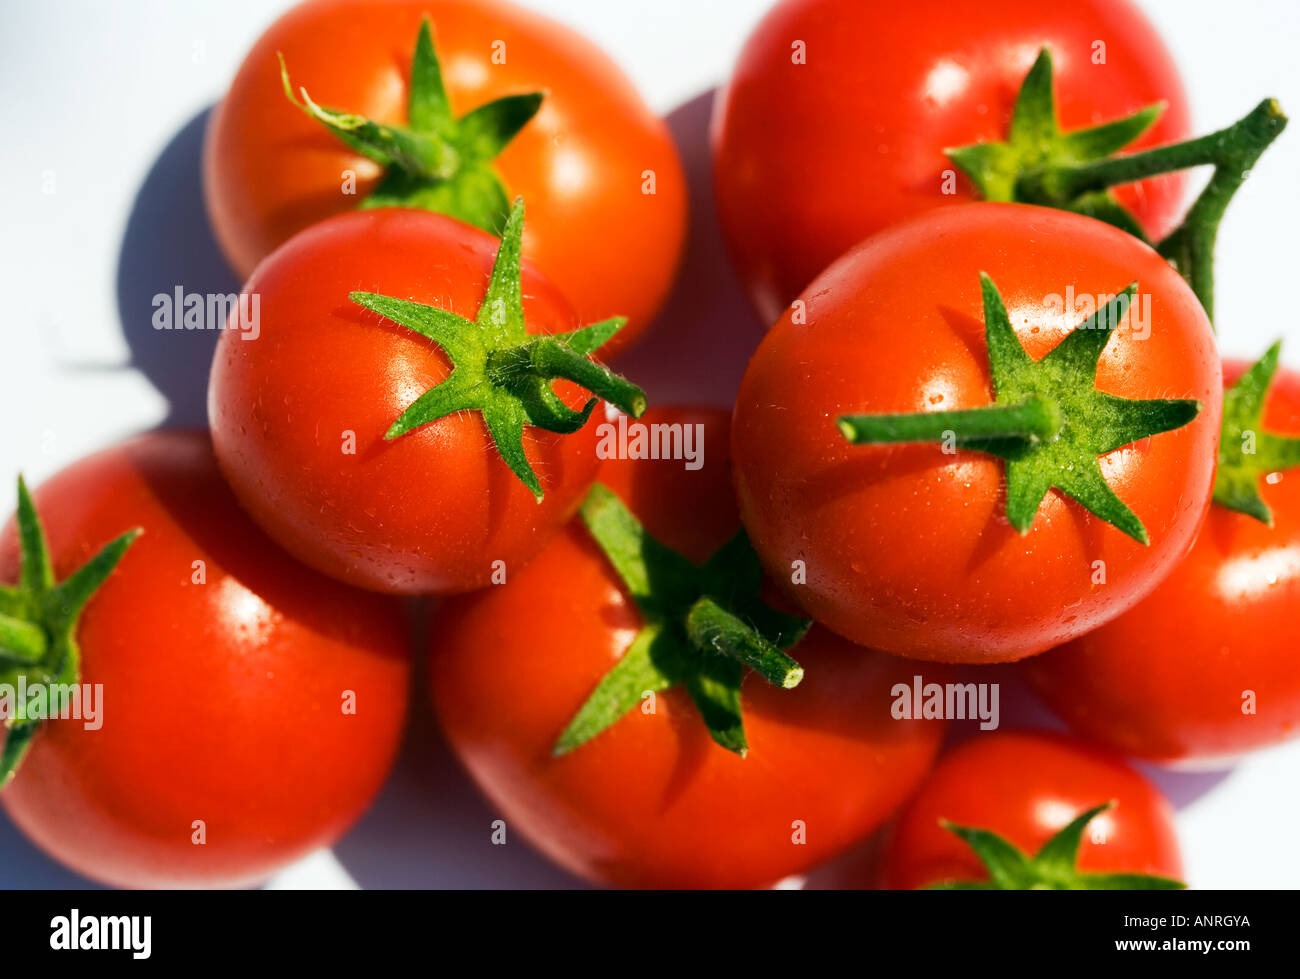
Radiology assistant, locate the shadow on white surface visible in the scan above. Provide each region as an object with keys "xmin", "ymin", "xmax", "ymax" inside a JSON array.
[
  {"xmin": 115, "ymin": 106, "xmax": 240, "ymax": 428},
  {"xmin": 613, "ymin": 89, "xmax": 767, "ymax": 405}
]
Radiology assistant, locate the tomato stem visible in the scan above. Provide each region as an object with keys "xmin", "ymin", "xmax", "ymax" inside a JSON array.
[
  {"xmin": 278, "ymin": 17, "xmax": 544, "ymax": 238},
  {"xmin": 0, "ymin": 614, "xmax": 46, "ymax": 663},
  {"xmin": 839, "ymin": 396, "xmax": 1061, "ymax": 445},
  {"xmin": 351, "ymin": 199, "xmax": 645, "ymax": 498},
  {"xmin": 488, "ymin": 340, "xmax": 647, "ymax": 418},
  {"xmin": 837, "ymin": 274, "xmax": 1202, "ymax": 543},
  {"xmin": 554, "ymin": 484, "xmax": 811, "ymax": 757},
  {"xmin": 1213, "ymin": 341, "xmax": 1300, "ymax": 523},
  {"xmin": 949, "ymin": 47, "xmax": 1288, "ymax": 324},
  {"xmin": 0, "ymin": 477, "xmax": 138, "ymax": 788},
  {"xmin": 684, "ymin": 596, "xmax": 804, "ymax": 688}
]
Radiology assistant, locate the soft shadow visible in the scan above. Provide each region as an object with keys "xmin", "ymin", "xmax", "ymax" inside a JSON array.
[
  {"xmin": 614, "ymin": 89, "xmax": 766, "ymax": 407},
  {"xmin": 332, "ymin": 600, "xmax": 587, "ymax": 889},
  {"xmin": 115, "ymin": 106, "xmax": 240, "ymax": 427},
  {"xmin": 0, "ymin": 815, "xmax": 103, "ymax": 889}
]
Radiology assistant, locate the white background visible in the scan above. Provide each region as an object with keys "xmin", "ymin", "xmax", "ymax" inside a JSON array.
[{"xmin": 0, "ymin": 0, "xmax": 1297, "ymax": 888}]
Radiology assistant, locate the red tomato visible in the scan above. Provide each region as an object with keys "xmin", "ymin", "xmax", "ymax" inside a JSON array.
[
  {"xmin": 732, "ymin": 204, "xmax": 1221, "ymax": 663},
  {"xmin": 0, "ymin": 432, "xmax": 409, "ymax": 888},
  {"xmin": 1023, "ymin": 361, "xmax": 1300, "ymax": 766},
  {"xmin": 209, "ymin": 207, "xmax": 615, "ymax": 595},
  {"xmin": 203, "ymin": 0, "xmax": 686, "ymax": 353},
  {"xmin": 430, "ymin": 407, "xmax": 946, "ymax": 888},
  {"xmin": 712, "ymin": 0, "xmax": 1191, "ymax": 321},
  {"xmin": 878, "ymin": 732, "xmax": 1183, "ymax": 889}
]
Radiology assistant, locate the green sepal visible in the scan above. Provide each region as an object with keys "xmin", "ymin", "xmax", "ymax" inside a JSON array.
[
  {"xmin": 1213, "ymin": 341, "xmax": 1300, "ymax": 524},
  {"xmin": 553, "ymin": 483, "xmax": 812, "ymax": 757},
  {"xmin": 946, "ymin": 48, "xmax": 1162, "ymax": 237},
  {"xmin": 0, "ymin": 477, "xmax": 139, "ymax": 788},
  {"xmin": 839, "ymin": 274, "xmax": 1201, "ymax": 543},
  {"xmin": 278, "ymin": 16, "xmax": 544, "ymax": 237},
  {"xmin": 927, "ymin": 802, "xmax": 1187, "ymax": 890},
  {"xmin": 350, "ymin": 198, "xmax": 645, "ymax": 500},
  {"xmin": 948, "ymin": 48, "xmax": 1288, "ymax": 321}
]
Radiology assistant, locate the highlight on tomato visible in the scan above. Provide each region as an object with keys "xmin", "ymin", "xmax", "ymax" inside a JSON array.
[
  {"xmin": 712, "ymin": 0, "xmax": 1284, "ymax": 322},
  {"xmin": 731, "ymin": 203, "xmax": 1222, "ymax": 664},
  {"xmin": 878, "ymin": 731, "xmax": 1184, "ymax": 889},
  {"xmin": 0, "ymin": 431, "xmax": 410, "ymax": 888},
  {"xmin": 209, "ymin": 201, "xmax": 646, "ymax": 595},
  {"xmin": 430, "ymin": 406, "xmax": 947, "ymax": 888},
  {"xmin": 203, "ymin": 0, "xmax": 687, "ymax": 353},
  {"xmin": 1023, "ymin": 344, "xmax": 1300, "ymax": 767}
]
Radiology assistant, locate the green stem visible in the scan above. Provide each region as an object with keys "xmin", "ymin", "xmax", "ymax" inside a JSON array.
[
  {"xmin": 490, "ymin": 340, "xmax": 647, "ymax": 418},
  {"xmin": 1025, "ymin": 100, "xmax": 1284, "ymax": 202},
  {"xmin": 1026, "ymin": 99, "xmax": 1287, "ymax": 322},
  {"xmin": 0, "ymin": 613, "xmax": 45, "ymax": 663},
  {"xmin": 685, "ymin": 596, "xmax": 804, "ymax": 689},
  {"xmin": 838, "ymin": 396, "xmax": 1060, "ymax": 445}
]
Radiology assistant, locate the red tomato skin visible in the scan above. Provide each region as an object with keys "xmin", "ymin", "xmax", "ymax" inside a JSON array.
[
  {"xmin": 208, "ymin": 207, "xmax": 603, "ymax": 595},
  {"xmin": 732, "ymin": 203, "xmax": 1221, "ymax": 664},
  {"xmin": 1023, "ymin": 364, "xmax": 1300, "ymax": 767},
  {"xmin": 878, "ymin": 731, "xmax": 1183, "ymax": 889},
  {"xmin": 712, "ymin": 0, "xmax": 1191, "ymax": 322},
  {"xmin": 203, "ymin": 0, "xmax": 686, "ymax": 353},
  {"xmin": 430, "ymin": 407, "xmax": 946, "ymax": 888},
  {"xmin": 0, "ymin": 432, "xmax": 410, "ymax": 889}
]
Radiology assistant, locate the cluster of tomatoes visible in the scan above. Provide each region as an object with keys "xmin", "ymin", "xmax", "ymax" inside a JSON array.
[{"xmin": 2, "ymin": 0, "xmax": 1296, "ymax": 891}]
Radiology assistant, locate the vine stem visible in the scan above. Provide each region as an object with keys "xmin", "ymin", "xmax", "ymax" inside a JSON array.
[{"xmin": 838, "ymin": 396, "xmax": 1061, "ymax": 445}]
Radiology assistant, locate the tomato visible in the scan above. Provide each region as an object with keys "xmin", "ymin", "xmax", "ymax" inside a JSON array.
[
  {"xmin": 878, "ymin": 731, "xmax": 1183, "ymax": 889},
  {"xmin": 209, "ymin": 205, "xmax": 645, "ymax": 595},
  {"xmin": 732, "ymin": 204, "xmax": 1221, "ymax": 664},
  {"xmin": 1023, "ymin": 357, "xmax": 1300, "ymax": 766},
  {"xmin": 203, "ymin": 0, "xmax": 686, "ymax": 353},
  {"xmin": 430, "ymin": 406, "xmax": 945, "ymax": 888},
  {"xmin": 0, "ymin": 431, "xmax": 409, "ymax": 888},
  {"xmin": 712, "ymin": 0, "xmax": 1191, "ymax": 321}
]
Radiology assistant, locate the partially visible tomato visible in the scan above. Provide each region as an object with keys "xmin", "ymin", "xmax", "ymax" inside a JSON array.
[
  {"xmin": 732, "ymin": 204, "xmax": 1220, "ymax": 663},
  {"xmin": 209, "ymin": 206, "xmax": 640, "ymax": 595},
  {"xmin": 431, "ymin": 407, "xmax": 946, "ymax": 888},
  {"xmin": 0, "ymin": 431, "xmax": 409, "ymax": 888},
  {"xmin": 1023, "ymin": 357, "xmax": 1300, "ymax": 766},
  {"xmin": 878, "ymin": 732, "xmax": 1183, "ymax": 889},
  {"xmin": 712, "ymin": 0, "xmax": 1191, "ymax": 321},
  {"xmin": 203, "ymin": 0, "xmax": 686, "ymax": 353}
]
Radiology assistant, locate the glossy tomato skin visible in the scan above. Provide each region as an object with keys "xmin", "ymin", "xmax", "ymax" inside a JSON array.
[
  {"xmin": 712, "ymin": 0, "xmax": 1191, "ymax": 322},
  {"xmin": 878, "ymin": 731, "xmax": 1183, "ymax": 888},
  {"xmin": 0, "ymin": 432, "xmax": 410, "ymax": 889},
  {"xmin": 1023, "ymin": 364, "xmax": 1300, "ymax": 767},
  {"xmin": 732, "ymin": 204, "xmax": 1221, "ymax": 664},
  {"xmin": 203, "ymin": 0, "xmax": 686, "ymax": 353},
  {"xmin": 209, "ymin": 208, "xmax": 602, "ymax": 595},
  {"xmin": 430, "ymin": 407, "xmax": 946, "ymax": 888}
]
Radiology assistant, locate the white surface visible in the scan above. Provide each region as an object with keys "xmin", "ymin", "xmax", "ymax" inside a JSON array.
[{"xmin": 0, "ymin": 0, "xmax": 1297, "ymax": 889}]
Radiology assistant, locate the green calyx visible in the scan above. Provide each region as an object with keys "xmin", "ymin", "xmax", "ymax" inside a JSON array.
[
  {"xmin": 928, "ymin": 802, "xmax": 1186, "ymax": 890},
  {"xmin": 0, "ymin": 478, "xmax": 138, "ymax": 788},
  {"xmin": 1213, "ymin": 342, "xmax": 1300, "ymax": 524},
  {"xmin": 279, "ymin": 16, "xmax": 543, "ymax": 236},
  {"xmin": 351, "ymin": 198, "xmax": 645, "ymax": 500},
  {"xmin": 554, "ymin": 483, "xmax": 811, "ymax": 758},
  {"xmin": 948, "ymin": 47, "xmax": 1288, "ymax": 321},
  {"xmin": 838, "ymin": 273, "xmax": 1201, "ymax": 544}
]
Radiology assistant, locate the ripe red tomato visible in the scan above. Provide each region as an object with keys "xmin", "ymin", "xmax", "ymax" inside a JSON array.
[
  {"xmin": 0, "ymin": 431, "xmax": 409, "ymax": 888},
  {"xmin": 209, "ymin": 206, "xmax": 638, "ymax": 595},
  {"xmin": 732, "ymin": 204, "xmax": 1221, "ymax": 664},
  {"xmin": 712, "ymin": 0, "xmax": 1191, "ymax": 321},
  {"xmin": 1023, "ymin": 359, "xmax": 1300, "ymax": 766},
  {"xmin": 203, "ymin": 0, "xmax": 686, "ymax": 353},
  {"xmin": 878, "ymin": 732, "xmax": 1183, "ymax": 889},
  {"xmin": 430, "ymin": 406, "xmax": 946, "ymax": 888}
]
